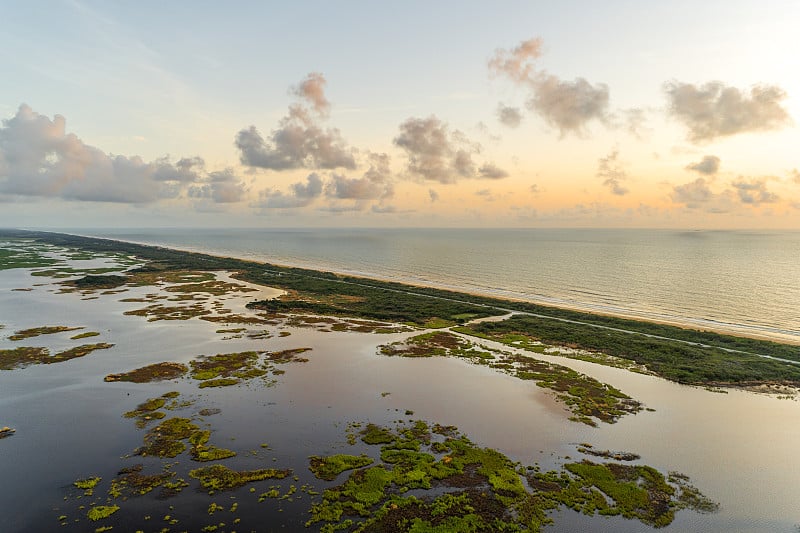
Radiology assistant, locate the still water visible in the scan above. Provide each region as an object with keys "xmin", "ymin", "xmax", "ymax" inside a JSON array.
[{"xmin": 79, "ymin": 228, "xmax": 800, "ymax": 344}]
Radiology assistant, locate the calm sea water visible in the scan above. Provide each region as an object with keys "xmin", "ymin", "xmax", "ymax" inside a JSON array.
[{"xmin": 77, "ymin": 228, "xmax": 800, "ymax": 344}]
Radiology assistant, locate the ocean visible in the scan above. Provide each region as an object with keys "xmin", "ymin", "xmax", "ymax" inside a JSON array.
[{"xmin": 76, "ymin": 227, "xmax": 800, "ymax": 344}]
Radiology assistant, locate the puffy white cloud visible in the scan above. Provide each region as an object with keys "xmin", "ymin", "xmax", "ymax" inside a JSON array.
[
  {"xmin": 394, "ymin": 116, "xmax": 507, "ymax": 184},
  {"xmin": 236, "ymin": 74, "xmax": 356, "ymax": 171},
  {"xmin": 325, "ymin": 153, "xmax": 393, "ymax": 201},
  {"xmin": 686, "ymin": 155, "xmax": 720, "ymax": 175},
  {"xmin": 0, "ymin": 104, "xmax": 204, "ymax": 203},
  {"xmin": 525, "ymin": 75, "xmax": 609, "ymax": 137},
  {"xmin": 596, "ymin": 150, "xmax": 629, "ymax": 196},
  {"xmin": 664, "ymin": 81, "xmax": 791, "ymax": 142},
  {"xmin": 489, "ymin": 38, "xmax": 610, "ymax": 136}
]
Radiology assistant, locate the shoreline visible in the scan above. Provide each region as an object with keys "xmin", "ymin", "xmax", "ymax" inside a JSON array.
[{"xmin": 58, "ymin": 230, "xmax": 800, "ymax": 346}]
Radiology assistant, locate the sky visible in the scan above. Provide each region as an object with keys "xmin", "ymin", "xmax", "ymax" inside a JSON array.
[{"xmin": 1, "ymin": 0, "xmax": 799, "ymax": 229}]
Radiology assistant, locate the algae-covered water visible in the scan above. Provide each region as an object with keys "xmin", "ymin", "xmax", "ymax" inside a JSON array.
[{"xmin": 1, "ymin": 238, "xmax": 799, "ymax": 532}]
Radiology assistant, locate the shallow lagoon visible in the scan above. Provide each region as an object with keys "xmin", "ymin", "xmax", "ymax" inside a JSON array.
[{"xmin": 1, "ymin": 241, "xmax": 799, "ymax": 532}]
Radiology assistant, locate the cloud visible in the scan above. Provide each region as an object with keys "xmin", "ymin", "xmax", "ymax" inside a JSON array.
[
  {"xmin": 292, "ymin": 72, "xmax": 330, "ymax": 115},
  {"xmin": 489, "ymin": 38, "xmax": 610, "ymax": 136},
  {"xmin": 478, "ymin": 163, "xmax": 509, "ymax": 179},
  {"xmin": 325, "ymin": 152, "xmax": 394, "ymax": 201},
  {"xmin": 188, "ymin": 169, "xmax": 246, "ymax": 203},
  {"xmin": 671, "ymin": 178, "xmax": 714, "ymax": 208},
  {"xmin": 475, "ymin": 188, "xmax": 494, "ymax": 201},
  {"xmin": 664, "ymin": 81, "xmax": 791, "ymax": 142},
  {"xmin": 236, "ymin": 108, "xmax": 356, "ymax": 171},
  {"xmin": 236, "ymin": 74, "xmax": 356, "ymax": 171},
  {"xmin": 686, "ymin": 155, "xmax": 720, "ymax": 175},
  {"xmin": 596, "ymin": 150, "xmax": 629, "ymax": 195},
  {"xmin": 394, "ymin": 116, "xmax": 507, "ymax": 184},
  {"xmin": 496, "ymin": 104, "xmax": 522, "ymax": 128},
  {"xmin": 152, "ymin": 156, "xmax": 205, "ymax": 182},
  {"xmin": 0, "ymin": 104, "xmax": 204, "ymax": 203},
  {"xmin": 615, "ymin": 107, "xmax": 650, "ymax": 139},
  {"xmin": 488, "ymin": 38, "xmax": 543, "ymax": 83},
  {"xmin": 526, "ymin": 75, "xmax": 610, "ymax": 136},
  {"xmin": 790, "ymin": 169, "xmax": 800, "ymax": 184},
  {"xmin": 428, "ymin": 188, "xmax": 439, "ymax": 202},
  {"xmin": 254, "ymin": 173, "xmax": 323, "ymax": 209},
  {"xmin": 731, "ymin": 178, "xmax": 778, "ymax": 205}
]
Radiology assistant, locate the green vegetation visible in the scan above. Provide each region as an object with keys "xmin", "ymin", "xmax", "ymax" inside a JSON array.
[
  {"xmin": 68, "ymin": 274, "xmax": 128, "ymax": 290},
  {"xmin": 0, "ymin": 243, "xmax": 61, "ymax": 270},
  {"xmin": 9, "ymin": 325, "xmax": 82, "ymax": 340},
  {"xmin": 0, "ymin": 343, "xmax": 114, "ymax": 370},
  {"xmin": 6, "ymin": 230, "xmax": 795, "ymax": 386},
  {"xmin": 74, "ymin": 476, "xmax": 101, "ymax": 496},
  {"xmin": 87, "ymin": 505, "xmax": 119, "ymax": 521},
  {"xmin": 105, "ymin": 362, "xmax": 188, "ymax": 383},
  {"xmin": 189, "ymin": 464, "xmax": 292, "ymax": 492},
  {"xmin": 379, "ymin": 332, "xmax": 641, "ymax": 425},
  {"xmin": 137, "ymin": 417, "xmax": 200, "ymax": 458},
  {"xmin": 462, "ymin": 316, "xmax": 800, "ymax": 386},
  {"xmin": 309, "ymin": 454, "xmax": 375, "ymax": 481},
  {"xmin": 188, "ymin": 349, "xmax": 309, "ymax": 388},
  {"xmin": 71, "ymin": 331, "xmax": 101, "ymax": 340},
  {"xmin": 307, "ymin": 421, "xmax": 715, "ymax": 531}
]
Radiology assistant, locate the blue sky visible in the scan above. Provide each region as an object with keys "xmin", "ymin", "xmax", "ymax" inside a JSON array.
[{"xmin": 1, "ymin": 0, "xmax": 799, "ymax": 228}]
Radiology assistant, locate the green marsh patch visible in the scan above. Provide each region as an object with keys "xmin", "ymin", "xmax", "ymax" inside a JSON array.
[
  {"xmin": 189, "ymin": 464, "xmax": 292, "ymax": 492},
  {"xmin": 0, "ymin": 343, "xmax": 114, "ymax": 370},
  {"xmin": 9, "ymin": 325, "xmax": 83, "ymax": 341},
  {"xmin": 105, "ymin": 362, "xmax": 188, "ymax": 383},
  {"xmin": 379, "ymin": 332, "xmax": 642, "ymax": 426},
  {"xmin": 308, "ymin": 421, "xmax": 716, "ymax": 532}
]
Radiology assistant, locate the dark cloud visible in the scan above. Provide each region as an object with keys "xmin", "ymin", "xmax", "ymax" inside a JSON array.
[
  {"xmin": 0, "ymin": 104, "xmax": 204, "ymax": 203},
  {"xmin": 236, "ymin": 74, "xmax": 356, "ymax": 171},
  {"xmin": 394, "ymin": 116, "xmax": 507, "ymax": 184},
  {"xmin": 254, "ymin": 173, "xmax": 323, "ymax": 209},
  {"xmin": 187, "ymin": 169, "xmax": 246, "ymax": 203},
  {"xmin": 428, "ymin": 189, "xmax": 439, "ymax": 202},
  {"xmin": 664, "ymin": 81, "xmax": 791, "ymax": 142},
  {"xmin": 496, "ymin": 104, "xmax": 522, "ymax": 128},
  {"xmin": 596, "ymin": 150, "xmax": 629, "ymax": 195},
  {"xmin": 671, "ymin": 178, "xmax": 714, "ymax": 208},
  {"xmin": 686, "ymin": 155, "xmax": 720, "ymax": 175},
  {"xmin": 488, "ymin": 38, "xmax": 543, "ymax": 83},
  {"xmin": 292, "ymin": 72, "xmax": 330, "ymax": 115},
  {"xmin": 731, "ymin": 178, "xmax": 778, "ymax": 205}
]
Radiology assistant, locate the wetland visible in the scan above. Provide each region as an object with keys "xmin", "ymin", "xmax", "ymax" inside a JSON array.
[{"xmin": 1, "ymin": 230, "xmax": 799, "ymax": 532}]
